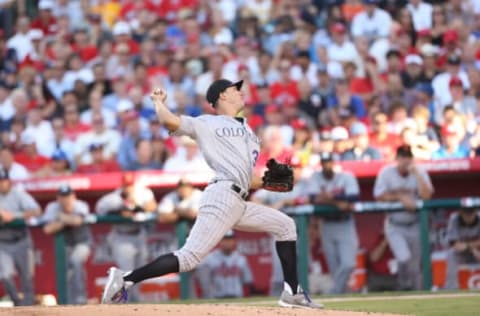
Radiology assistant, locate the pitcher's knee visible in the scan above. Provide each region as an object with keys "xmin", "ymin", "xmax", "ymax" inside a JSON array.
[
  {"xmin": 174, "ymin": 248, "xmax": 203, "ymax": 272},
  {"xmin": 274, "ymin": 215, "xmax": 297, "ymax": 241}
]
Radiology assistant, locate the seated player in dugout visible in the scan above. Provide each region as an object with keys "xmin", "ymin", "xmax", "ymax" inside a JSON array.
[
  {"xmin": 195, "ymin": 230, "xmax": 256, "ymax": 299},
  {"xmin": 156, "ymin": 178, "xmax": 201, "ymax": 224},
  {"xmin": 445, "ymin": 208, "xmax": 480, "ymax": 289},
  {"xmin": 101, "ymin": 80, "xmax": 323, "ymax": 308}
]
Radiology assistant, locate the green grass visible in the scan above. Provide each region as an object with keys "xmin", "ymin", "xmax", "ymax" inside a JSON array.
[
  {"xmin": 161, "ymin": 291, "xmax": 480, "ymax": 315},
  {"xmin": 326, "ymin": 296, "xmax": 480, "ymax": 316}
]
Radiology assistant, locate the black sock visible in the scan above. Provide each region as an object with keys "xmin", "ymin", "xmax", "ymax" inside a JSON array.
[
  {"xmin": 123, "ymin": 253, "xmax": 179, "ymax": 284},
  {"xmin": 275, "ymin": 240, "xmax": 299, "ymax": 294}
]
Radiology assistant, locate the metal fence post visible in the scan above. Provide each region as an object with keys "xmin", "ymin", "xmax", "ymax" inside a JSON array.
[
  {"xmin": 176, "ymin": 221, "xmax": 190, "ymax": 299},
  {"xmin": 54, "ymin": 232, "xmax": 67, "ymax": 304},
  {"xmin": 419, "ymin": 207, "xmax": 432, "ymax": 290},
  {"xmin": 295, "ymin": 214, "xmax": 309, "ymax": 291}
]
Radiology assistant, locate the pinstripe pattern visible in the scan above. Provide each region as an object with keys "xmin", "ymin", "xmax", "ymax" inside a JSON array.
[
  {"xmin": 171, "ymin": 114, "xmax": 295, "ymax": 273},
  {"xmin": 175, "ymin": 181, "xmax": 296, "ymax": 272}
]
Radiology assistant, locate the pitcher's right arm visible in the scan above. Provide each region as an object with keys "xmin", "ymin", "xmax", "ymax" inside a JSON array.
[{"xmin": 151, "ymin": 88, "xmax": 181, "ymax": 132}]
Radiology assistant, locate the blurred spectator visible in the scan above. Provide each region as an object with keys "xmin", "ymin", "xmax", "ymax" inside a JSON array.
[
  {"xmin": 163, "ymin": 136, "xmax": 210, "ymax": 173},
  {"xmin": 95, "ymin": 172, "xmax": 157, "ymax": 302},
  {"xmin": 330, "ymin": 126, "xmax": 352, "ymax": 160},
  {"xmin": 388, "ymin": 102, "xmax": 415, "ymax": 135},
  {"xmin": 31, "ymin": 0, "xmax": 58, "ymax": 36},
  {"xmin": 42, "ymin": 185, "xmax": 92, "ymax": 304},
  {"xmin": 406, "ymin": 0, "xmax": 433, "ymax": 32},
  {"xmin": 400, "ymin": 126, "xmax": 432, "ymax": 160},
  {"xmin": 14, "ymin": 133, "xmax": 50, "ymax": 173},
  {"xmin": 255, "ymin": 125, "xmax": 293, "ymax": 174},
  {"xmin": 129, "ymin": 138, "xmax": 162, "ymax": 171},
  {"xmin": 351, "ymin": 0, "xmax": 392, "ymax": 41},
  {"xmin": 196, "ymin": 230, "xmax": 254, "ymax": 299},
  {"xmin": 24, "ymin": 107, "xmax": 54, "ymax": 157},
  {"xmin": 432, "ymin": 124, "xmax": 469, "ymax": 160},
  {"xmin": 366, "ymin": 231, "xmax": 397, "ymax": 292},
  {"xmin": 326, "ymin": 79, "xmax": 366, "ymax": 127},
  {"xmin": 0, "ymin": 145, "xmax": 29, "ymax": 181},
  {"xmin": 0, "ymin": 81, "xmax": 15, "ymax": 128},
  {"xmin": 80, "ymin": 89, "xmax": 117, "ymax": 129},
  {"xmin": 75, "ymin": 112, "xmax": 121, "ymax": 166},
  {"xmin": 411, "ymin": 105, "xmax": 440, "ymax": 153},
  {"xmin": 87, "ymin": 62, "xmax": 113, "ymax": 97},
  {"xmin": 402, "ymin": 54, "xmax": 428, "ymax": 89},
  {"xmin": 76, "ymin": 143, "xmax": 121, "ymax": 174},
  {"xmin": 374, "ymin": 145, "xmax": 434, "ymax": 290},
  {"xmin": 269, "ymin": 59, "xmax": 300, "ymax": 106},
  {"xmin": 103, "ymin": 77, "xmax": 131, "ymax": 112},
  {"xmin": 63, "ymin": 103, "xmax": 91, "ymax": 141},
  {"xmin": 369, "ymin": 112, "xmax": 402, "ymax": 161},
  {"xmin": 6, "ymin": 16, "xmax": 33, "ymax": 62},
  {"xmin": 447, "ymin": 76, "xmax": 478, "ymax": 121},
  {"xmin": 342, "ymin": 121, "xmax": 381, "ymax": 161},
  {"xmin": 117, "ymin": 111, "xmax": 144, "ymax": 170},
  {"xmin": 162, "ymin": 59, "xmax": 195, "ymax": 111},
  {"xmin": 35, "ymin": 149, "xmax": 72, "ymax": 178},
  {"xmin": 157, "ymin": 179, "xmax": 201, "ymax": 224},
  {"xmin": 327, "ymin": 23, "xmax": 360, "ymax": 74},
  {"xmin": 432, "ymin": 54, "xmax": 470, "ymax": 123},
  {"xmin": 49, "ymin": 117, "xmax": 75, "ymax": 164},
  {"xmin": 307, "ymin": 152, "xmax": 360, "ymax": 294},
  {"xmin": 445, "ymin": 208, "xmax": 480, "ymax": 289},
  {"xmin": 0, "ymin": 168, "xmax": 41, "ymax": 306}
]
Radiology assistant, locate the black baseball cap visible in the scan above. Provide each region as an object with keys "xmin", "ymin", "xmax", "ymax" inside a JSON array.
[
  {"xmin": 447, "ymin": 54, "xmax": 461, "ymax": 65},
  {"xmin": 0, "ymin": 168, "xmax": 9, "ymax": 180},
  {"xmin": 396, "ymin": 145, "xmax": 414, "ymax": 158},
  {"xmin": 58, "ymin": 184, "xmax": 73, "ymax": 196},
  {"xmin": 206, "ymin": 79, "xmax": 243, "ymax": 107}
]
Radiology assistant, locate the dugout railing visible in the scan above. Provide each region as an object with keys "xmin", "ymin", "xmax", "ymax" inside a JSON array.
[{"xmin": 3, "ymin": 196, "xmax": 480, "ymax": 304}]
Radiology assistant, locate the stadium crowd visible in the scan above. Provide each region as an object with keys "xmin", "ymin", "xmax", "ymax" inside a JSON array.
[
  {"xmin": 1, "ymin": 0, "xmax": 480, "ymax": 306},
  {"xmin": 0, "ymin": 0, "xmax": 480, "ymax": 179}
]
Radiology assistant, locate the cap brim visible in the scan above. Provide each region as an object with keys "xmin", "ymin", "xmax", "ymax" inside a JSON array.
[{"xmin": 231, "ymin": 80, "xmax": 243, "ymax": 91}]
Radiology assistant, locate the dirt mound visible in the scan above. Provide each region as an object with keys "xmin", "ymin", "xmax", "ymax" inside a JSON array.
[{"xmin": 0, "ymin": 304, "xmax": 402, "ymax": 316}]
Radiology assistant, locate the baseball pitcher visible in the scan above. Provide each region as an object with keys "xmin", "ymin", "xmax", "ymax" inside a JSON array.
[{"xmin": 101, "ymin": 79, "xmax": 322, "ymax": 308}]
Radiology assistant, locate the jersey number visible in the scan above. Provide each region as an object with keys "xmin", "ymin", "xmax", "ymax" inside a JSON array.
[{"xmin": 252, "ymin": 150, "xmax": 259, "ymax": 166}]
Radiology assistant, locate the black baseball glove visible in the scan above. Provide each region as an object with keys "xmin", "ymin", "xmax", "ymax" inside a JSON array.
[{"xmin": 262, "ymin": 159, "xmax": 294, "ymax": 192}]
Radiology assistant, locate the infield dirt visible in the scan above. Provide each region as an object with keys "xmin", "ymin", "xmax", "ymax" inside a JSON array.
[{"xmin": 0, "ymin": 304, "xmax": 403, "ymax": 316}]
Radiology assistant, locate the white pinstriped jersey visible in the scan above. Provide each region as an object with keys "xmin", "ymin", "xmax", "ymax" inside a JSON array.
[{"xmin": 173, "ymin": 115, "xmax": 260, "ymax": 191}]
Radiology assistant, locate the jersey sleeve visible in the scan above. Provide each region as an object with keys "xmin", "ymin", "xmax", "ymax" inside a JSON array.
[
  {"xmin": 18, "ymin": 190, "xmax": 41, "ymax": 212},
  {"xmin": 240, "ymin": 255, "xmax": 253, "ymax": 284},
  {"xmin": 418, "ymin": 167, "xmax": 434, "ymax": 195},
  {"xmin": 373, "ymin": 167, "xmax": 390, "ymax": 199},
  {"xmin": 74, "ymin": 200, "xmax": 90, "ymax": 216},
  {"xmin": 95, "ymin": 192, "xmax": 123, "ymax": 215},
  {"xmin": 446, "ymin": 214, "xmax": 460, "ymax": 244},
  {"xmin": 42, "ymin": 203, "xmax": 58, "ymax": 223},
  {"xmin": 157, "ymin": 193, "xmax": 175, "ymax": 214},
  {"xmin": 344, "ymin": 173, "xmax": 360, "ymax": 196},
  {"xmin": 171, "ymin": 115, "xmax": 207, "ymax": 139}
]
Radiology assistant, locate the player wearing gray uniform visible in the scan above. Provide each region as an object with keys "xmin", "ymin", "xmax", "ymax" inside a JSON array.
[
  {"xmin": 42, "ymin": 185, "xmax": 92, "ymax": 304},
  {"xmin": 307, "ymin": 152, "xmax": 360, "ymax": 294},
  {"xmin": 0, "ymin": 169, "xmax": 41, "ymax": 306},
  {"xmin": 102, "ymin": 80, "xmax": 322, "ymax": 308},
  {"xmin": 196, "ymin": 230, "xmax": 253, "ymax": 298},
  {"xmin": 373, "ymin": 145, "xmax": 434, "ymax": 290},
  {"xmin": 445, "ymin": 209, "xmax": 480, "ymax": 289},
  {"xmin": 157, "ymin": 179, "xmax": 201, "ymax": 224},
  {"xmin": 96, "ymin": 172, "xmax": 157, "ymax": 302},
  {"xmin": 250, "ymin": 158, "xmax": 308, "ymax": 296}
]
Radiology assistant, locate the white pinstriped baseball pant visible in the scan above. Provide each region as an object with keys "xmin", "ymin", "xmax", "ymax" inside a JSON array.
[{"xmin": 174, "ymin": 181, "xmax": 297, "ymax": 272}]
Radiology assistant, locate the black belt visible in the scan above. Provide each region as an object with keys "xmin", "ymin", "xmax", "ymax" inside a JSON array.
[
  {"xmin": 0, "ymin": 235, "xmax": 27, "ymax": 243},
  {"xmin": 231, "ymin": 184, "xmax": 248, "ymax": 200}
]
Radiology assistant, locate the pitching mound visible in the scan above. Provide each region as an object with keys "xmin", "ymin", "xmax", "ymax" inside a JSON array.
[{"xmin": 0, "ymin": 304, "xmax": 402, "ymax": 316}]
